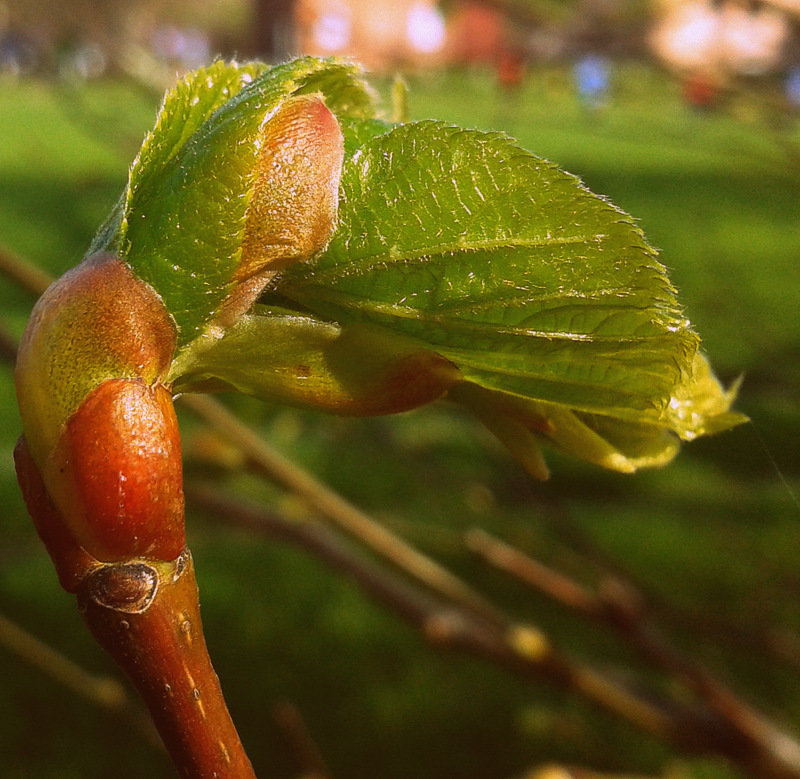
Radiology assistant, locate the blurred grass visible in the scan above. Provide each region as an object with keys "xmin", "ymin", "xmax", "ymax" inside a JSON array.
[{"xmin": 0, "ymin": 63, "xmax": 798, "ymax": 778}]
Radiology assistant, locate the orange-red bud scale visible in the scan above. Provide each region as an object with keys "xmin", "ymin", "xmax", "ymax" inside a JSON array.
[{"xmin": 56, "ymin": 378, "xmax": 185, "ymax": 562}]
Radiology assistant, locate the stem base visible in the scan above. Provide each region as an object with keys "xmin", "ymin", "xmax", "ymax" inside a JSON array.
[{"xmin": 78, "ymin": 550, "xmax": 256, "ymax": 779}]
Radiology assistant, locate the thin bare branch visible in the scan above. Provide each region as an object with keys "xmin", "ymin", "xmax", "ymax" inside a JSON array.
[
  {"xmin": 0, "ymin": 610, "xmax": 162, "ymax": 749},
  {"xmin": 0, "ymin": 609, "xmax": 125, "ymax": 707},
  {"xmin": 0, "ymin": 243, "xmax": 51, "ymax": 297},
  {"xmin": 188, "ymin": 483, "xmax": 790, "ymax": 774},
  {"xmin": 179, "ymin": 393, "xmax": 505, "ymax": 627},
  {"xmin": 0, "ymin": 324, "xmax": 18, "ymax": 363},
  {"xmin": 466, "ymin": 527, "xmax": 800, "ymax": 779},
  {"xmin": 541, "ymin": 505, "xmax": 800, "ymax": 674},
  {"xmin": 4, "ymin": 248, "xmax": 800, "ymax": 776},
  {"xmin": 186, "ymin": 482, "xmax": 484, "ymax": 639},
  {"xmin": 272, "ymin": 700, "xmax": 332, "ymax": 779},
  {"xmin": 465, "ymin": 527, "xmax": 599, "ymax": 616}
]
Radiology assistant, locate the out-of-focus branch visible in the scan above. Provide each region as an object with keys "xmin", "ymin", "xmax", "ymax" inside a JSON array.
[
  {"xmin": 187, "ymin": 483, "xmax": 792, "ymax": 774},
  {"xmin": 4, "ymin": 248, "xmax": 800, "ymax": 776},
  {"xmin": 179, "ymin": 393, "xmax": 505, "ymax": 628},
  {"xmin": 0, "ymin": 323, "xmax": 18, "ymax": 363},
  {"xmin": 0, "ymin": 610, "xmax": 162, "ymax": 750},
  {"xmin": 186, "ymin": 483, "xmax": 665, "ymax": 726},
  {"xmin": 466, "ymin": 527, "xmax": 800, "ymax": 779},
  {"xmin": 271, "ymin": 700, "xmax": 332, "ymax": 779},
  {"xmin": 0, "ymin": 245, "xmax": 48, "ymax": 362},
  {"xmin": 539, "ymin": 504, "xmax": 800, "ymax": 673},
  {"xmin": 0, "ymin": 243, "xmax": 52, "ymax": 298},
  {"xmin": 0, "ymin": 246, "xmax": 45, "ymax": 363},
  {"xmin": 186, "ymin": 482, "xmax": 506, "ymax": 655},
  {"xmin": 0, "ymin": 609, "xmax": 124, "ymax": 708}
]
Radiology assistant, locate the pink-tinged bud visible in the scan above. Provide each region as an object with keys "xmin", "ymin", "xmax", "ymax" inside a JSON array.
[
  {"xmin": 239, "ymin": 94, "xmax": 344, "ymax": 278},
  {"xmin": 216, "ymin": 95, "xmax": 344, "ymax": 326},
  {"xmin": 15, "ymin": 252, "xmax": 184, "ymax": 566},
  {"xmin": 52, "ymin": 378, "xmax": 185, "ymax": 562}
]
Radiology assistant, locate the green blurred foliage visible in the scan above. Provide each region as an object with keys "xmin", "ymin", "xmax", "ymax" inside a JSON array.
[{"xmin": 1, "ymin": 64, "xmax": 799, "ymax": 778}]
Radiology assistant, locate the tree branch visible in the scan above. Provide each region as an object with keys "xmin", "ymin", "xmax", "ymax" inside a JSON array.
[
  {"xmin": 0, "ymin": 243, "xmax": 52, "ymax": 298},
  {"xmin": 465, "ymin": 527, "xmax": 800, "ymax": 778},
  {"xmin": 78, "ymin": 551, "xmax": 257, "ymax": 778},
  {"xmin": 178, "ymin": 393, "xmax": 505, "ymax": 627},
  {"xmin": 188, "ymin": 483, "xmax": 797, "ymax": 775},
  {"xmin": 271, "ymin": 700, "xmax": 332, "ymax": 779},
  {"xmin": 4, "ymin": 249, "xmax": 800, "ymax": 776}
]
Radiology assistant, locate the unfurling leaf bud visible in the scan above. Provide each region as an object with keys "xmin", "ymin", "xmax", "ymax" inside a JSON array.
[
  {"xmin": 16, "ymin": 253, "xmax": 176, "ymax": 470},
  {"xmin": 239, "ymin": 94, "xmax": 344, "ymax": 279}
]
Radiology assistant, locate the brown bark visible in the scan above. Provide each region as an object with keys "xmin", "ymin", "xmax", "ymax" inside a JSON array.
[{"xmin": 78, "ymin": 551, "xmax": 257, "ymax": 779}]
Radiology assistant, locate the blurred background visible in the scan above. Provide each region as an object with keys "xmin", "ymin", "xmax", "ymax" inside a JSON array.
[
  {"xmin": 1, "ymin": 0, "xmax": 799, "ymax": 86},
  {"xmin": 0, "ymin": 1, "xmax": 799, "ymax": 778}
]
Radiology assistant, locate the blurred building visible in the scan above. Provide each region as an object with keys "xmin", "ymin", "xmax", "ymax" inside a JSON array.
[
  {"xmin": 295, "ymin": 0, "xmax": 447, "ymax": 69},
  {"xmin": 650, "ymin": 0, "xmax": 797, "ymax": 79},
  {"xmin": 0, "ymin": 0, "xmax": 245, "ymax": 78},
  {"xmin": 294, "ymin": 0, "xmax": 524, "ymax": 70},
  {"xmin": 447, "ymin": 2, "xmax": 513, "ymax": 65}
]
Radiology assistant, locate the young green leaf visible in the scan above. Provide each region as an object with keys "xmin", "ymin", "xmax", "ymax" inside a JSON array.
[
  {"xmin": 174, "ymin": 308, "xmax": 743, "ymax": 478},
  {"xmin": 182, "ymin": 118, "xmax": 744, "ymax": 476},
  {"xmin": 172, "ymin": 304, "xmax": 461, "ymax": 415},
  {"xmin": 90, "ymin": 57, "xmax": 375, "ymax": 347},
  {"xmin": 279, "ymin": 121, "xmax": 698, "ymax": 424},
  {"xmin": 79, "ymin": 59, "xmax": 744, "ymax": 478}
]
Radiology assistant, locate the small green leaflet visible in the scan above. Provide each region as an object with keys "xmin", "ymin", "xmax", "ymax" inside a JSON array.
[{"xmin": 89, "ymin": 57, "xmax": 375, "ymax": 346}]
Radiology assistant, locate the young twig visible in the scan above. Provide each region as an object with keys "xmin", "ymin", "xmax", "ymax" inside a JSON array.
[
  {"xmin": 3, "ymin": 253, "xmax": 257, "ymax": 777},
  {"xmin": 4, "ymin": 250, "xmax": 799, "ymax": 777},
  {"xmin": 466, "ymin": 527, "xmax": 800, "ymax": 779},
  {"xmin": 178, "ymin": 393, "xmax": 505, "ymax": 628},
  {"xmin": 78, "ymin": 550, "xmax": 257, "ymax": 778},
  {"xmin": 188, "ymin": 483, "xmax": 798, "ymax": 774}
]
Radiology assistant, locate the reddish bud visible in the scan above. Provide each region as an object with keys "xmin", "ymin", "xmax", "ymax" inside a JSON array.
[
  {"xmin": 239, "ymin": 93, "xmax": 344, "ymax": 278},
  {"xmin": 52, "ymin": 378, "xmax": 185, "ymax": 562},
  {"xmin": 15, "ymin": 252, "xmax": 184, "ymax": 567}
]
